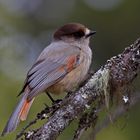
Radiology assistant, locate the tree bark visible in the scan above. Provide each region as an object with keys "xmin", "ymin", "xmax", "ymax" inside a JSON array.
[{"xmin": 25, "ymin": 38, "xmax": 140, "ymax": 140}]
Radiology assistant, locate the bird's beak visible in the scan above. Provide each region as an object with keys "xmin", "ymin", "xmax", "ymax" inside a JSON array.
[{"xmin": 85, "ymin": 31, "xmax": 96, "ymax": 38}]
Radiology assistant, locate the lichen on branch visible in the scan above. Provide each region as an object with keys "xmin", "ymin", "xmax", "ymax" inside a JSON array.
[{"xmin": 18, "ymin": 38, "xmax": 140, "ymax": 140}]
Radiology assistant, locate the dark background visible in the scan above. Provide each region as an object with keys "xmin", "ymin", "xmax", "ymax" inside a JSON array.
[{"xmin": 0, "ymin": 0, "xmax": 140, "ymax": 139}]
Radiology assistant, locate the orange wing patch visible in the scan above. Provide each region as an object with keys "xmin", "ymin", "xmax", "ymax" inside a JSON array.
[
  {"xmin": 58, "ymin": 55, "xmax": 79, "ymax": 73},
  {"xmin": 66, "ymin": 55, "xmax": 79, "ymax": 72}
]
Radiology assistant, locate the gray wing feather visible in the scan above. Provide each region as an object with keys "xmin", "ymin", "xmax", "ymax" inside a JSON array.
[
  {"xmin": 27, "ymin": 68, "xmax": 66, "ymax": 100},
  {"xmin": 28, "ymin": 61, "xmax": 59, "ymax": 83},
  {"xmin": 28, "ymin": 61, "xmax": 64, "ymax": 88},
  {"xmin": 22, "ymin": 42, "xmax": 81, "ymax": 100}
]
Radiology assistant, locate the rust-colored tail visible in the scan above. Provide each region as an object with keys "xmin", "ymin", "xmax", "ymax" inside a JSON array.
[
  {"xmin": 1, "ymin": 93, "xmax": 34, "ymax": 136},
  {"xmin": 19, "ymin": 98, "xmax": 34, "ymax": 121}
]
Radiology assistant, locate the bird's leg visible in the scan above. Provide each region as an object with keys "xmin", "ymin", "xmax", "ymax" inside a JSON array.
[
  {"xmin": 45, "ymin": 92, "xmax": 55, "ymax": 103},
  {"xmin": 45, "ymin": 92, "xmax": 62, "ymax": 105}
]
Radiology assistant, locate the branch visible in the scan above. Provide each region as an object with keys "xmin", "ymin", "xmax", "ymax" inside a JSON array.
[
  {"xmin": 90, "ymin": 91, "xmax": 140, "ymax": 140},
  {"xmin": 23, "ymin": 38, "xmax": 140, "ymax": 140}
]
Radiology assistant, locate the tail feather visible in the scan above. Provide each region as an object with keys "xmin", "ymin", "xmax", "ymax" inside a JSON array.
[
  {"xmin": 1, "ymin": 93, "xmax": 34, "ymax": 136},
  {"xmin": 20, "ymin": 98, "xmax": 34, "ymax": 121}
]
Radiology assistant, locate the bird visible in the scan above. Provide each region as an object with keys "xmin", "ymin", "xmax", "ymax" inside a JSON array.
[{"xmin": 2, "ymin": 23, "xmax": 96, "ymax": 136}]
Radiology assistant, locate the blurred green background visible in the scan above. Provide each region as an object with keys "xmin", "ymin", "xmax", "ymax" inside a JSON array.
[{"xmin": 0, "ymin": 0, "xmax": 140, "ymax": 140}]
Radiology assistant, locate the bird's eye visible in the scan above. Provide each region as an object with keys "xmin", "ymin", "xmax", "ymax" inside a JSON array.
[{"xmin": 73, "ymin": 31, "xmax": 85, "ymax": 38}]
